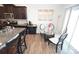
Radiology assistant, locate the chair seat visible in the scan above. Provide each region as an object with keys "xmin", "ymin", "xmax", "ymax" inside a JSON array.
[
  {"xmin": 49, "ymin": 38, "xmax": 59, "ymax": 44},
  {"xmin": 49, "ymin": 34, "xmax": 60, "ymax": 44}
]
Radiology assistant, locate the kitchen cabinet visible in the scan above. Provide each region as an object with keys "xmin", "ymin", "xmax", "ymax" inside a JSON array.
[
  {"xmin": 0, "ymin": 28, "xmax": 26, "ymax": 54},
  {"xmin": 0, "ymin": 4, "xmax": 27, "ymax": 19},
  {"xmin": 0, "ymin": 7, "xmax": 4, "ymax": 19},
  {"xmin": 0, "ymin": 47, "xmax": 7, "ymax": 54},
  {"xmin": 26, "ymin": 25, "xmax": 37, "ymax": 34},
  {"xmin": 14, "ymin": 6, "xmax": 27, "ymax": 19},
  {"xmin": 3, "ymin": 4, "xmax": 15, "ymax": 13},
  {"xmin": 0, "ymin": 42, "xmax": 18, "ymax": 54}
]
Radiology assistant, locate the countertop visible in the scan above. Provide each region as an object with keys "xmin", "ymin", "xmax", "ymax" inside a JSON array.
[
  {"xmin": 0, "ymin": 28, "xmax": 25, "ymax": 47},
  {"xmin": 7, "ymin": 24, "xmax": 37, "ymax": 28}
]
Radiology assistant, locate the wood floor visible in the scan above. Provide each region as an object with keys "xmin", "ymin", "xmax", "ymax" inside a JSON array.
[{"xmin": 24, "ymin": 34, "xmax": 56, "ymax": 54}]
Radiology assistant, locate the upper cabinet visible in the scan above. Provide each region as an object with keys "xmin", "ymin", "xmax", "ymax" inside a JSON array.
[
  {"xmin": 0, "ymin": 4, "xmax": 27, "ymax": 19},
  {"xmin": 3, "ymin": 4, "xmax": 15, "ymax": 13},
  {"xmin": 14, "ymin": 6, "xmax": 27, "ymax": 19},
  {"xmin": 0, "ymin": 7, "xmax": 4, "ymax": 19}
]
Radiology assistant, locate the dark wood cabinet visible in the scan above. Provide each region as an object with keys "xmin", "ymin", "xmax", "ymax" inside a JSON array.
[
  {"xmin": 14, "ymin": 6, "xmax": 27, "ymax": 19},
  {"xmin": 0, "ymin": 45, "xmax": 17, "ymax": 54},
  {"xmin": 26, "ymin": 25, "xmax": 37, "ymax": 34},
  {"xmin": 0, "ymin": 4, "xmax": 27, "ymax": 19},
  {"xmin": 0, "ymin": 7, "xmax": 4, "ymax": 19},
  {"xmin": 0, "ymin": 36, "xmax": 18, "ymax": 54},
  {"xmin": 0, "ymin": 47, "xmax": 7, "ymax": 54},
  {"xmin": 3, "ymin": 4, "xmax": 15, "ymax": 13}
]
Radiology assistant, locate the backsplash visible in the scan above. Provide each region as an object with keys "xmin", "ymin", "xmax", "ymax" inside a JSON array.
[
  {"xmin": 16, "ymin": 19, "xmax": 27, "ymax": 25},
  {"xmin": 0, "ymin": 19, "xmax": 28, "ymax": 25}
]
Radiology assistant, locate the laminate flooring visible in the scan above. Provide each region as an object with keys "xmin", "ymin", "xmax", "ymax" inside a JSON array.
[{"xmin": 24, "ymin": 34, "xmax": 56, "ymax": 54}]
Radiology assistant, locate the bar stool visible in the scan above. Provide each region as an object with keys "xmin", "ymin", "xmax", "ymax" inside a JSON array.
[{"xmin": 18, "ymin": 29, "xmax": 27, "ymax": 54}]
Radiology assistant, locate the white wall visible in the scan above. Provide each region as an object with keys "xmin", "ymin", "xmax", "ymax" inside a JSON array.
[{"xmin": 25, "ymin": 4, "xmax": 66, "ymax": 34}]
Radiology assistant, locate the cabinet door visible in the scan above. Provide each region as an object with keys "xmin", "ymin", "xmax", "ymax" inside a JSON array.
[
  {"xmin": 0, "ymin": 47, "xmax": 7, "ymax": 54},
  {"xmin": 0, "ymin": 7, "xmax": 4, "ymax": 19},
  {"xmin": 14, "ymin": 6, "xmax": 27, "ymax": 19},
  {"xmin": 3, "ymin": 4, "xmax": 15, "ymax": 13}
]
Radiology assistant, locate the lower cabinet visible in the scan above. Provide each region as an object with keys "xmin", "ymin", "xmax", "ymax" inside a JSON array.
[
  {"xmin": 0, "ymin": 29, "xmax": 26, "ymax": 54},
  {"xmin": 27, "ymin": 26, "xmax": 37, "ymax": 34},
  {"xmin": 0, "ymin": 44, "xmax": 17, "ymax": 54},
  {"xmin": 7, "ymin": 45, "xmax": 17, "ymax": 54},
  {"xmin": 0, "ymin": 47, "xmax": 7, "ymax": 54},
  {"xmin": 0, "ymin": 38, "xmax": 18, "ymax": 54}
]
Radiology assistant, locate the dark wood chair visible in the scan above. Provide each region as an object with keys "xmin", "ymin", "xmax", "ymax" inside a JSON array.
[{"xmin": 18, "ymin": 29, "xmax": 27, "ymax": 54}]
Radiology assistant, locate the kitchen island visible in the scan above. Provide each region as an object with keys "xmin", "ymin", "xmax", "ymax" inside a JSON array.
[{"xmin": 0, "ymin": 28, "xmax": 26, "ymax": 54}]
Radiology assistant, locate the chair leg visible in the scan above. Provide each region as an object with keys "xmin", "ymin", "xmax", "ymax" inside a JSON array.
[
  {"xmin": 61, "ymin": 41, "xmax": 64, "ymax": 50},
  {"xmin": 24, "ymin": 38, "xmax": 27, "ymax": 49},
  {"xmin": 18, "ymin": 44, "xmax": 22, "ymax": 54},
  {"xmin": 61, "ymin": 44, "xmax": 63, "ymax": 50},
  {"xmin": 47, "ymin": 40, "xmax": 50, "ymax": 45},
  {"xmin": 16, "ymin": 43, "xmax": 19, "ymax": 53},
  {"xmin": 17, "ymin": 39, "xmax": 23, "ymax": 54},
  {"xmin": 56, "ymin": 45, "xmax": 58, "ymax": 53}
]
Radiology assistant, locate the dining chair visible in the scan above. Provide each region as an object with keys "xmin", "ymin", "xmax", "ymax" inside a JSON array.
[
  {"xmin": 39, "ymin": 24, "xmax": 46, "ymax": 34},
  {"xmin": 49, "ymin": 33, "xmax": 68, "ymax": 53},
  {"xmin": 39, "ymin": 24, "xmax": 46, "ymax": 38},
  {"xmin": 47, "ymin": 23, "xmax": 54, "ymax": 35},
  {"xmin": 18, "ymin": 29, "xmax": 27, "ymax": 54}
]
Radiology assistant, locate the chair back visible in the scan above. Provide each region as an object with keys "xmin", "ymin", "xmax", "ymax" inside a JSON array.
[
  {"xmin": 18, "ymin": 29, "xmax": 27, "ymax": 53},
  {"xmin": 48, "ymin": 23, "xmax": 54, "ymax": 35},
  {"xmin": 39, "ymin": 24, "xmax": 46, "ymax": 33},
  {"xmin": 20, "ymin": 29, "xmax": 26, "ymax": 41},
  {"xmin": 58, "ymin": 33, "xmax": 68, "ymax": 44},
  {"xmin": 62, "ymin": 27, "xmax": 67, "ymax": 34}
]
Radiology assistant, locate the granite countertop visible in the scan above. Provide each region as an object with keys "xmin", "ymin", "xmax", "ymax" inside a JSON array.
[
  {"xmin": 7, "ymin": 23, "xmax": 27, "ymax": 27},
  {"xmin": 0, "ymin": 28, "xmax": 25, "ymax": 47}
]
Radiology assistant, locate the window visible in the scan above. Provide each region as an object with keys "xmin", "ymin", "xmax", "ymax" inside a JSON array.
[{"xmin": 38, "ymin": 9, "xmax": 54, "ymax": 21}]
